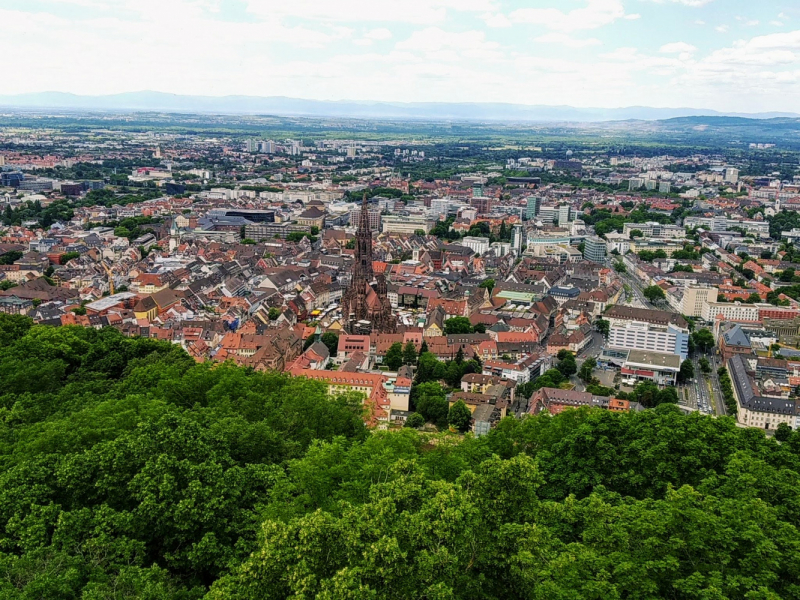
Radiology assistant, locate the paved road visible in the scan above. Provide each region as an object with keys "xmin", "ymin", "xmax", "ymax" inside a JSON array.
[{"xmin": 707, "ymin": 353, "xmax": 727, "ymax": 416}]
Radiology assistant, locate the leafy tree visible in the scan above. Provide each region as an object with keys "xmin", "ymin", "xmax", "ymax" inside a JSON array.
[
  {"xmin": 385, "ymin": 342, "xmax": 404, "ymax": 370},
  {"xmin": 448, "ymin": 400, "xmax": 472, "ymax": 433},
  {"xmin": 774, "ymin": 422, "xmax": 792, "ymax": 441},
  {"xmin": 479, "ymin": 278, "xmax": 495, "ymax": 292},
  {"xmin": 321, "ymin": 331, "xmax": 339, "ymax": 357},
  {"xmin": 613, "ymin": 260, "xmax": 627, "ymax": 273},
  {"xmin": 643, "ymin": 285, "xmax": 666, "ymax": 303},
  {"xmin": 413, "ymin": 381, "xmax": 449, "ymax": 428},
  {"xmin": 402, "ymin": 341, "xmax": 418, "ymax": 365},
  {"xmin": 60, "ymin": 251, "xmax": 81, "ymax": 264},
  {"xmin": 443, "ymin": 317, "xmax": 473, "ymax": 335},
  {"xmin": 692, "ymin": 328, "xmax": 715, "ymax": 353},
  {"xmin": 0, "ymin": 250, "xmax": 23, "ymax": 265},
  {"xmin": 629, "ymin": 228, "xmax": 644, "ymax": 238},
  {"xmin": 556, "ymin": 351, "xmax": 577, "ymax": 378},
  {"xmin": 595, "ymin": 318, "xmax": 609, "ymax": 337},
  {"xmin": 418, "ymin": 339, "xmax": 428, "ymax": 355},
  {"xmin": 678, "ymin": 358, "xmax": 695, "ymax": 383},
  {"xmin": 699, "ymin": 356, "xmax": 711, "ymax": 373},
  {"xmin": 404, "ymin": 412, "xmax": 425, "ymax": 429},
  {"xmin": 578, "ymin": 357, "xmax": 596, "ymax": 382},
  {"xmin": 268, "ymin": 307, "xmax": 281, "ymax": 320}
]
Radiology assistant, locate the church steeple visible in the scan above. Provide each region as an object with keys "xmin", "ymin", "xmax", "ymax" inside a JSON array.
[{"xmin": 340, "ymin": 193, "xmax": 395, "ymax": 334}]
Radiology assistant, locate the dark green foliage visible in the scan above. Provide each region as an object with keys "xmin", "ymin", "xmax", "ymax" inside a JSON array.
[
  {"xmin": 402, "ymin": 341, "xmax": 418, "ymax": 365},
  {"xmin": 718, "ymin": 367, "xmax": 738, "ymax": 415},
  {"xmin": 443, "ymin": 316, "xmax": 473, "ymax": 335},
  {"xmin": 692, "ymin": 328, "xmax": 715, "ymax": 353},
  {"xmin": 7, "ymin": 316, "xmax": 800, "ymax": 598},
  {"xmin": 320, "ymin": 332, "xmax": 338, "ymax": 357},
  {"xmin": 384, "ymin": 342, "xmax": 403, "ymax": 370},
  {"xmin": 404, "ymin": 413, "xmax": 425, "ymax": 429},
  {"xmin": 0, "ymin": 320, "xmax": 366, "ymax": 597},
  {"xmin": 578, "ymin": 357, "xmax": 596, "ymax": 382},
  {"xmin": 0, "ymin": 250, "xmax": 23, "ymax": 265},
  {"xmin": 595, "ymin": 317, "xmax": 609, "ymax": 337},
  {"xmin": 556, "ymin": 350, "xmax": 577, "ymax": 377},
  {"xmin": 448, "ymin": 400, "xmax": 472, "ymax": 433},
  {"xmin": 679, "ymin": 358, "xmax": 695, "ymax": 383},
  {"xmin": 412, "ymin": 382, "xmax": 449, "ymax": 429},
  {"xmin": 776, "ymin": 422, "xmax": 793, "ymax": 442},
  {"xmin": 209, "ymin": 406, "xmax": 800, "ymax": 599},
  {"xmin": 643, "ymin": 284, "xmax": 666, "ymax": 302}
]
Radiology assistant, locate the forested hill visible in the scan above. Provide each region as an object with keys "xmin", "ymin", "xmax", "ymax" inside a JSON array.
[{"xmin": 2, "ymin": 314, "xmax": 800, "ymax": 599}]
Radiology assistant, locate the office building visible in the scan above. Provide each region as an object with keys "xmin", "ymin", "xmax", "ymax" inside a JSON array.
[
  {"xmin": 584, "ymin": 236, "xmax": 606, "ymax": 262},
  {"xmin": 382, "ymin": 215, "xmax": 434, "ymax": 235},
  {"xmin": 557, "ymin": 204, "xmax": 572, "ymax": 227},
  {"xmin": 666, "ymin": 286, "xmax": 718, "ymax": 318},
  {"xmin": 701, "ymin": 301, "xmax": 759, "ymax": 323},
  {"xmin": 460, "ymin": 236, "xmax": 490, "ymax": 256},
  {"xmin": 607, "ymin": 320, "xmax": 690, "ymax": 360},
  {"xmin": 724, "ymin": 168, "xmax": 739, "ymax": 184},
  {"xmin": 526, "ymin": 196, "xmax": 541, "ymax": 220},
  {"xmin": 512, "ymin": 224, "xmax": 524, "ymax": 252},
  {"xmin": 245, "ymin": 139, "xmax": 257, "ymax": 153}
]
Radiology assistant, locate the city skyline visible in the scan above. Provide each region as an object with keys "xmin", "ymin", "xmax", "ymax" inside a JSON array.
[{"xmin": 2, "ymin": 0, "xmax": 800, "ymax": 113}]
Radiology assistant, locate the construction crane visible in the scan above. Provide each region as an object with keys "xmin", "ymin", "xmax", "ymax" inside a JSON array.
[{"xmin": 101, "ymin": 260, "xmax": 115, "ymax": 295}]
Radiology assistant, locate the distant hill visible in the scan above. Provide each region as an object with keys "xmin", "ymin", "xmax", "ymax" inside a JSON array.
[{"xmin": 0, "ymin": 90, "xmax": 797, "ymax": 122}]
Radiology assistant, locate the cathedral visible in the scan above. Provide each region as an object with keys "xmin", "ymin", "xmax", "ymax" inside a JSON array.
[{"xmin": 341, "ymin": 194, "xmax": 396, "ymax": 334}]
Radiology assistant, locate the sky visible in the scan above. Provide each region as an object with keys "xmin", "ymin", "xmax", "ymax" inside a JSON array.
[{"xmin": 1, "ymin": 0, "xmax": 800, "ymax": 112}]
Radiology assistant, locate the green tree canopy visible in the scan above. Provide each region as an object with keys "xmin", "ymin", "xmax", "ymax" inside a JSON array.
[{"xmin": 448, "ymin": 400, "xmax": 473, "ymax": 433}]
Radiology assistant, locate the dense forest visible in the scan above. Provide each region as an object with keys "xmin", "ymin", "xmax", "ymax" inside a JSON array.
[{"xmin": 2, "ymin": 314, "xmax": 800, "ymax": 599}]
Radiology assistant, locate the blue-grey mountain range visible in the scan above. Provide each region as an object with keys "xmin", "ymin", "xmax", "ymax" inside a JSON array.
[{"xmin": 0, "ymin": 91, "xmax": 797, "ymax": 122}]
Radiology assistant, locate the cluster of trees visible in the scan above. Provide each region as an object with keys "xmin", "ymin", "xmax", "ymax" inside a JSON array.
[
  {"xmin": 5, "ymin": 316, "xmax": 800, "ymax": 596},
  {"xmin": 384, "ymin": 340, "xmax": 423, "ymax": 370},
  {"xmin": 1, "ymin": 199, "xmax": 75, "ymax": 228},
  {"xmin": 442, "ymin": 316, "xmax": 486, "ymax": 335},
  {"xmin": 580, "ymin": 206, "xmax": 673, "ymax": 238},
  {"xmin": 615, "ymin": 379, "xmax": 679, "ymax": 407},
  {"xmin": 717, "ymin": 366, "xmax": 738, "ymax": 415}
]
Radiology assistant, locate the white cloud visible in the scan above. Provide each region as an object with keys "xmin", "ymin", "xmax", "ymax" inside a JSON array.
[
  {"xmin": 771, "ymin": 21, "xmax": 784, "ymax": 27},
  {"xmin": 655, "ymin": 0, "xmax": 715, "ymax": 6},
  {"xmin": 535, "ymin": 33, "xmax": 601, "ymax": 48},
  {"xmin": 364, "ymin": 28, "xmax": 392, "ymax": 40},
  {"xmin": 246, "ymin": 0, "xmax": 498, "ymax": 25},
  {"xmin": 715, "ymin": 25, "xmax": 729, "ymax": 33},
  {"xmin": 695, "ymin": 20, "xmax": 706, "ymax": 25},
  {"xmin": 660, "ymin": 41, "xmax": 697, "ymax": 53},
  {"xmin": 481, "ymin": 12, "xmax": 512, "ymax": 27},
  {"xmin": 395, "ymin": 28, "xmax": 502, "ymax": 61},
  {"xmin": 625, "ymin": 14, "xmax": 642, "ymax": 20},
  {"xmin": 509, "ymin": 0, "xmax": 630, "ymax": 33},
  {"xmin": 779, "ymin": 13, "xmax": 789, "ymax": 20}
]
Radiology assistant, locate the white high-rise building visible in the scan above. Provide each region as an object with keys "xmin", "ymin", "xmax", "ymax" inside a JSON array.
[
  {"xmin": 724, "ymin": 168, "xmax": 739, "ymax": 184},
  {"xmin": 512, "ymin": 224, "xmax": 524, "ymax": 252}
]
